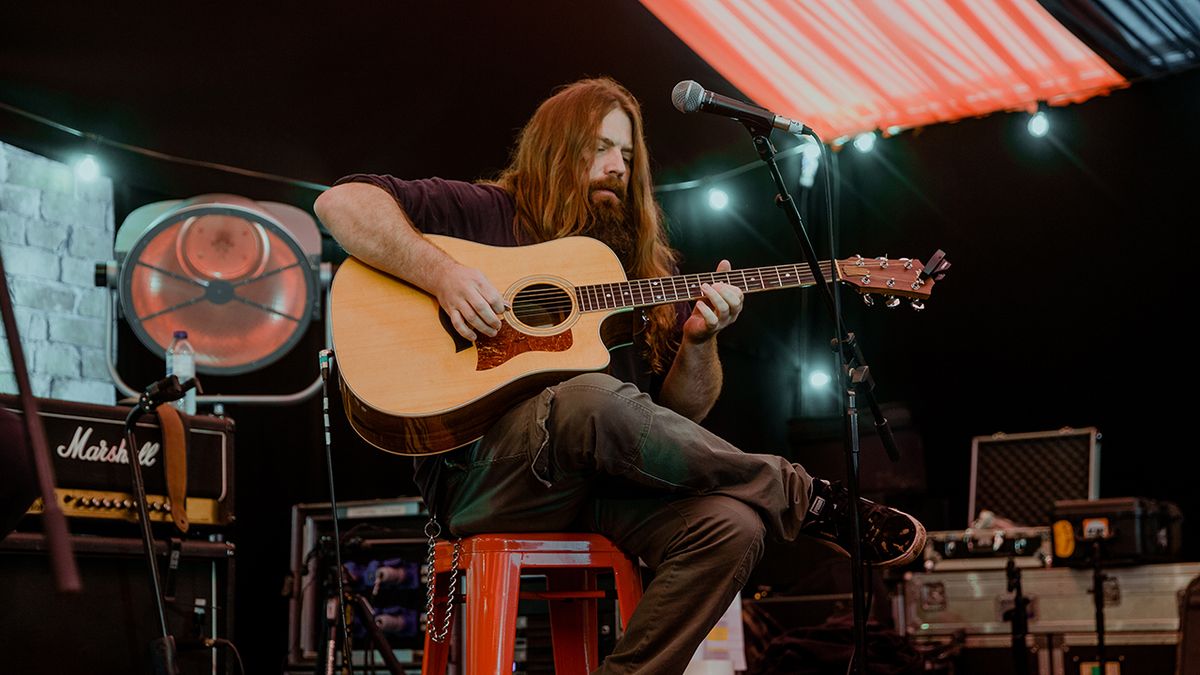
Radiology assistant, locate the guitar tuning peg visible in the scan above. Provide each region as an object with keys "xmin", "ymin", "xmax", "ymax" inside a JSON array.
[
  {"xmin": 910, "ymin": 299, "xmax": 925, "ymax": 311},
  {"xmin": 885, "ymin": 296, "xmax": 901, "ymax": 309},
  {"xmin": 900, "ymin": 258, "xmax": 913, "ymax": 270},
  {"xmin": 877, "ymin": 256, "xmax": 889, "ymax": 269},
  {"xmin": 862, "ymin": 294, "xmax": 875, "ymax": 307}
]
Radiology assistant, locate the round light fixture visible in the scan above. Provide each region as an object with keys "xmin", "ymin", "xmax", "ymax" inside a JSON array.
[{"xmin": 113, "ymin": 195, "xmax": 319, "ymax": 376}]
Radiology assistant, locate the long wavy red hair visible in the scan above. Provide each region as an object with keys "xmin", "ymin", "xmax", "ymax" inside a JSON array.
[{"xmin": 489, "ymin": 78, "xmax": 680, "ymax": 373}]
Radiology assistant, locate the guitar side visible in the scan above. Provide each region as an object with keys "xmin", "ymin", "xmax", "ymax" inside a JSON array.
[{"xmin": 330, "ymin": 235, "xmax": 629, "ymax": 455}]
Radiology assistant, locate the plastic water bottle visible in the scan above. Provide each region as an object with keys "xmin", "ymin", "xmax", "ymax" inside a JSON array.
[{"xmin": 165, "ymin": 330, "xmax": 196, "ymax": 415}]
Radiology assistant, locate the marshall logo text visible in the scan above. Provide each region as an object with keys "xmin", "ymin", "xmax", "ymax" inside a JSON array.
[{"xmin": 56, "ymin": 425, "xmax": 161, "ymax": 467}]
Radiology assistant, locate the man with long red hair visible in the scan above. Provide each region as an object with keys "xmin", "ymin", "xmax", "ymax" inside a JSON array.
[{"xmin": 316, "ymin": 77, "xmax": 924, "ymax": 673}]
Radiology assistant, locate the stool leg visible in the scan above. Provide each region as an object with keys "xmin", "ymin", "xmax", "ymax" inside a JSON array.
[
  {"xmin": 545, "ymin": 569, "xmax": 598, "ymax": 675},
  {"xmin": 421, "ymin": 572, "xmax": 452, "ymax": 675},
  {"xmin": 608, "ymin": 553, "xmax": 643, "ymax": 632},
  {"xmin": 466, "ymin": 551, "xmax": 522, "ymax": 675}
]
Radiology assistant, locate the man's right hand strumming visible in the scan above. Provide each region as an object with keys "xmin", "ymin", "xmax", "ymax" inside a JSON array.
[{"xmin": 432, "ymin": 260, "xmax": 506, "ymax": 341}]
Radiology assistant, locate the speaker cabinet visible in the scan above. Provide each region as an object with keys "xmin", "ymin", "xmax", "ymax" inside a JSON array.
[{"xmin": 0, "ymin": 532, "xmax": 234, "ymax": 675}]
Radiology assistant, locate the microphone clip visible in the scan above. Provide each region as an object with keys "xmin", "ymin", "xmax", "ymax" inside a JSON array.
[{"xmin": 137, "ymin": 375, "xmax": 198, "ymax": 413}]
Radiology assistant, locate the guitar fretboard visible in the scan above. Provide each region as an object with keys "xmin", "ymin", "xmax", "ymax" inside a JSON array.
[{"xmin": 575, "ymin": 262, "xmax": 834, "ymax": 312}]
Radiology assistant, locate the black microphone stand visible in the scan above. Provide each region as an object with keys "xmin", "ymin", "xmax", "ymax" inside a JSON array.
[
  {"xmin": 124, "ymin": 375, "xmax": 196, "ymax": 675},
  {"xmin": 741, "ymin": 122, "xmax": 902, "ymax": 675}
]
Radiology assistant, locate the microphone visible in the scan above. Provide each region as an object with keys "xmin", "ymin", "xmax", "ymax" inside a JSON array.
[{"xmin": 672, "ymin": 80, "xmax": 811, "ymax": 136}]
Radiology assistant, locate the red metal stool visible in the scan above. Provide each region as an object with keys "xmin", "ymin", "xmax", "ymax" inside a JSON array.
[{"xmin": 422, "ymin": 533, "xmax": 643, "ymax": 675}]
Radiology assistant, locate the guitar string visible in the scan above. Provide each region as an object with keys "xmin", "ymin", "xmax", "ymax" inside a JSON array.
[
  {"xmin": 506, "ymin": 262, "xmax": 911, "ymax": 311},
  {"xmin": 505, "ymin": 265, "xmax": 882, "ymax": 312},
  {"xmin": 505, "ymin": 263, "xmax": 843, "ymax": 303},
  {"xmin": 508, "ymin": 281, "xmax": 926, "ymax": 315},
  {"xmin": 509, "ymin": 274, "xmax": 829, "ymax": 305},
  {"xmin": 506, "ymin": 265, "xmax": 873, "ymax": 315}
]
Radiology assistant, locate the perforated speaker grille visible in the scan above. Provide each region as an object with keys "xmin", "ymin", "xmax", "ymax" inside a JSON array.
[{"xmin": 969, "ymin": 428, "xmax": 1098, "ymax": 527}]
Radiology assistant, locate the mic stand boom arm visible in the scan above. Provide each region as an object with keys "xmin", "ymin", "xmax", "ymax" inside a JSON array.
[{"xmin": 743, "ymin": 120, "xmax": 893, "ymax": 675}]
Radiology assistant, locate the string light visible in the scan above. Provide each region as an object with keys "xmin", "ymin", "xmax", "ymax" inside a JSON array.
[
  {"xmin": 707, "ymin": 188, "xmax": 729, "ymax": 210},
  {"xmin": 852, "ymin": 131, "xmax": 877, "ymax": 153},
  {"xmin": 798, "ymin": 140, "xmax": 822, "ymax": 188},
  {"xmin": 73, "ymin": 153, "xmax": 101, "ymax": 181},
  {"xmin": 0, "ymin": 98, "xmax": 328, "ymax": 191},
  {"xmin": 1027, "ymin": 110, "xmax": 1050, "ymax": 137}
]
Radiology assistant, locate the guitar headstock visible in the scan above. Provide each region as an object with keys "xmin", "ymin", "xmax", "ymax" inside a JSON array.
[{"xmin": 836, "ymin": 250, "xmax": 951, "ymax": 310}]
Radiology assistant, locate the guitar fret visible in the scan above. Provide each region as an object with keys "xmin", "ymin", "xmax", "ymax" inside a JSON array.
[{"xmin": 573, "ymin": 259, "xmax": 884, "ymax": 314}]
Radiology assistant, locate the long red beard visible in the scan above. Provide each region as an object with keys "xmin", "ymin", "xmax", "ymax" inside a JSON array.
[{"xmin": 585, "ymin": 178, "xmax": 635, "ymax": 269}]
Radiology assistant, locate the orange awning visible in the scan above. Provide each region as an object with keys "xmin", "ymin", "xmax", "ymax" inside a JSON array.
[{"xmin": 640, "ymin": 0, "xmax": 1128, "ymax": 139}]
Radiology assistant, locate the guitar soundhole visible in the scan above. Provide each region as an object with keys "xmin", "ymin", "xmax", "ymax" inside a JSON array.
[{"xmin": 511, "ymin": 283, "xmax": 572, "ymax": 330}]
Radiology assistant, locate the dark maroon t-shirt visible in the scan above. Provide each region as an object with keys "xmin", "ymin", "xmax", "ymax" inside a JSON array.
[{"xmin": 334, "ymin": 174, "xmax": 683, "ymax": 512}]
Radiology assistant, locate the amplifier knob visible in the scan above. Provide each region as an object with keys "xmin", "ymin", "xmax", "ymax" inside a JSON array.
[
  {"xmin": 101, "ymin": 499, "xmax": 114, "ymax": 508},
  {"xmin": 121, "ymin": 500, "xmax": 133, "ymax": 509},
  {"xmin": 149, "ymin": 502, "xmax": 162, "ymax": 511},
  {"xmin": 163, "ymin": 503, "xmax": 172, "ymax": 513}
]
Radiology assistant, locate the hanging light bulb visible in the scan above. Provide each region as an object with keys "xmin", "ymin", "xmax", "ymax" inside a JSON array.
[
  {"xmin": 74, "ymin": 154, "xmax": 101, "ymax": 182},
  {"xmin": 798, "ymin": 141, "xmax": 822, "ymax": 188},
  {"xmin": 1027, "ymin": 110, "xmax": 1050, "ymax": 138},
  {"xmin": 707, "ymin": 188, "xmax": 729, "ymax": 210},
  {"xmin": 852, "ymin": 131, "xmax": 876, "ymax": 153}
]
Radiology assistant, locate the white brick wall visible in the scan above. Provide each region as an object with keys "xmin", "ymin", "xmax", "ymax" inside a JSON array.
[{"xmin": 0, "ymin": 141, "xmax": 115, "ymax": 404}]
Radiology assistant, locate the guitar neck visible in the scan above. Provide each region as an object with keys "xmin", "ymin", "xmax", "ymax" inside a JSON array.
[{"xmin": 575, "ymin": 261, "xmax": 835, "ymax": 312}]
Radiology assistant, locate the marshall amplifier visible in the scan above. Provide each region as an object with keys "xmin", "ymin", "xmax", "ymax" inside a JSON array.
[{"xmin": 1, "ymin": 394, "xmax": 234, "ymax": 528}]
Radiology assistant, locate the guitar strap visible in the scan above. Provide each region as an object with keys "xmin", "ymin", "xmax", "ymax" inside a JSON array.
[{"xmin": 155, "ymin": 403, "xmax": 189, "ymax": 533}]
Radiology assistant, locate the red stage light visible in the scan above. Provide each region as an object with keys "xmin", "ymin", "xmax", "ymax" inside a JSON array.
[{"xmin": 116, "ymin": 195, "xmax": 319, "ymax": 376}]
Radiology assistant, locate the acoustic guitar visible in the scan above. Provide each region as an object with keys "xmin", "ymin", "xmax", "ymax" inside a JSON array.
[{"xmin": 331, "ymin": 234, "xmax": 946, "ymax": 455}]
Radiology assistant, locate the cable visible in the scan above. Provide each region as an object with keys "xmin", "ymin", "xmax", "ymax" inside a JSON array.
[
  {"xmin": 319, "ymin": 350, "xmax": 354, "ymax": 674},
  {"xmin": 211, "ymin": 639, "xmax": 246, "ymax": 675},
  {"xmin": 0, "ymin": 72, "xmax": 1147, "ymax": 200},
  {"xmin": 0, "ymin": 99, "xmax": 329, "ymax": 191}
]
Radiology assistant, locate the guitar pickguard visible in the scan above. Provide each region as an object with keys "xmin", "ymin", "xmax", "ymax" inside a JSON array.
[{"xmin": 475, "ymin": 323, "xmax": 573, "ymax": 370}]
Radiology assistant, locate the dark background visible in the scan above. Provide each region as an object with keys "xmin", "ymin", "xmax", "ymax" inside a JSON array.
[{"xmin": 3, "ymin": 2, "xmax": 1197, "ymax": 671}]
